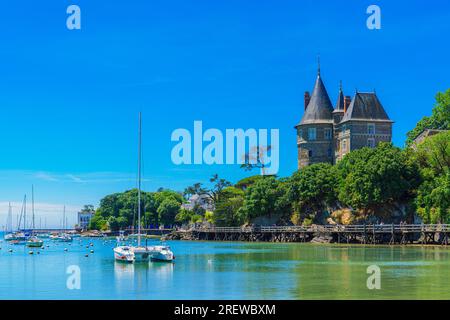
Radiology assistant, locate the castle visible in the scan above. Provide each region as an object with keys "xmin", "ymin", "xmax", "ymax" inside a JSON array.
[{"xmin": 295, "ymin": 66, "xmax": 393, "ymax": 168}]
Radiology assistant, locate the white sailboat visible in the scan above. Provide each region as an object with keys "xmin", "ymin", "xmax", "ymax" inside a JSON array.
[
  {"xmin": 113, "ymin": 112, "xmax": 174, "ymax": 263},
  {"xmin": 51, "ymin": 206, "xmax": 73, "ymax": 242},
  {"xmin": 5, "ymin": 197, "xmax": 27, "ymax": 243},
  {"xmin": 27, "ymin": 185, "xmax": 44, "ymax": 248},
  {"xmin": 4, "ymin": 203, "xmax": 20, "ymax": 241}
]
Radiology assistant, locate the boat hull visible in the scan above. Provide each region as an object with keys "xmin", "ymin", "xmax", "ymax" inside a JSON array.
[
  {"xmin": 114, "ymin": 247, "xmax": 135, "ymax": 263},
  {"xmin": 151, "ymin": 251, "xmax": 174, "ymax": 262},
  {"xmin": 133, "ymin": 248, "xmax": 151, "ymax": 262},
  {"xmin": 27, "ymin": 242, "xmax": 44, "ymax": 248}
]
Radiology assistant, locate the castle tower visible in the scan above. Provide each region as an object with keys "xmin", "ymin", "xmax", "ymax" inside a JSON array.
[
  {"xmin": 295, "ymin": 66, "xmax": 334, "ymax": 168},
  {"xmin": 335, "ymin": 91, "xmax": 393, "ymax": 161}
]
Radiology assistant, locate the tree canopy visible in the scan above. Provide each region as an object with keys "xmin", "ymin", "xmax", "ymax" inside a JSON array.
[
  {"xmin": 406, "ymin": 89, "xmax": 450, "ymax": 146},
  {"xmin": 288, "ymin": 163, "xmax": 338, "ymax": 225},
  {"xmin": 337, "ymin": 143, "xmax": 420, "ymax": 217},
  {"xmin": 89, "ymin": 188, "xmax": 183, "ymax": 231},
  {"xmin": 413, "ymin": 131, "xmax": 450, "ymax": 223}
]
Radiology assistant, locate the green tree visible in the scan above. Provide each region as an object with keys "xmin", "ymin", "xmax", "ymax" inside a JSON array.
[
  {"xmin": 80, "ymin": 204, "xmax": 95, "ymax": 213},
  {"xmin": 288, "ymin": 163, "xmax": 338, "ymax": 225},
  {"xmin": 184, "ymin": 174, "xmax": 231, "ymax": 206},
  {"xmin": 414, "ymin": 131, "xmax": 450, "ymax": 223},
  {"xmin": 175, "ymin": 208, "xmax": 195, "ymax": 224},
  {"xmin": 214, "ymin": 187, "xmax": 245, "ymax": 226},
  {"xmin": 414, "ymin": 131, "xmax": 450, "ymax": 176},
  {"xmin": 89, "ymin": 188, "xmax": 183, "ymax": 231},
  {"xmin": 415, "ymin": 172, "xmax": 450, "ymax": 223},
  {"xmin": 238, "ymin": 176, "xmax": 291, "ymax": 223},
  {"xmin": 337, "ymin": 143, "xmax": 420, "ymax": 219},
  {"xmin": 235, "ymin": 175, "xmax": 263, "ymax": 191},
  {"xmin": 406, "ymin": 89, "xmax": 450, "ymax": 146},
  {"xmin": 157, "ymin": 198, "xmax": 182, "ymax": 226}
]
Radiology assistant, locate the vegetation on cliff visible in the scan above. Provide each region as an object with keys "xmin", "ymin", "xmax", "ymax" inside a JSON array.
[{"xmin": 88, "ymin": 89, "xmax": 450, "ymax": 230}]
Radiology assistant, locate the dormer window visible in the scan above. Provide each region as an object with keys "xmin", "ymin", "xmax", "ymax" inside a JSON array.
[
  {"xmin": 308, "ymin": 128, "xmax": 316, "ymax": 140},
  {"xmin": 368, "ymin": 123, "xmax": 375, "ymax": 135}
]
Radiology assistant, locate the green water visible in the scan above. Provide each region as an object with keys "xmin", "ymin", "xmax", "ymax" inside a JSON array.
[{"xmin": 0, "ymin": 234, "xmax": 449, "ymax": 300}]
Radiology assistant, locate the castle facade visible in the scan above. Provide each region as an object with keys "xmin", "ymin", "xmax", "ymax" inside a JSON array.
[{"xmin": 295, "ymin": 68, "xmax": 393, "ymax": 168}]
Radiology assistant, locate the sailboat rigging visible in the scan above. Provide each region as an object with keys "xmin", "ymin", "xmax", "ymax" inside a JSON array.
[{"xmin": 114, "ymin": 112, "xmax": 174, "ymax": 263}]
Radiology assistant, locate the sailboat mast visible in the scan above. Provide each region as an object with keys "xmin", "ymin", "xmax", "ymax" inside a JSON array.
[
  {"xmin": 138, "ymin": 112, "xmax": 142, "ymax": 247},
  {"xmin": 24, "ymin": 194, "xmax": 27, "ymax": 231},
  {"xmin": 8, "ymin": 202, "xmax": 12, "ymax": 232},
  {"xmin": 63, "ymin": 205, "xmax": 66, "ymax": 231},
  {"xmin": 32, "ymin": 185, "xmax": 35, "ymax": 230}
]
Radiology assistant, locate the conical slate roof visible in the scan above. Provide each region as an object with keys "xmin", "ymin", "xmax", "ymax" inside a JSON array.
[
  {"xmin": 299, "ymin": 73, "xmax": 334, "ymax": 125},
  {"xmin": 333, "ymin": 83, "xmax": 345, "ymax": 113},
  {"xmin": 341, "ymin": 92, "xmax": 392, "ymax": 123}
]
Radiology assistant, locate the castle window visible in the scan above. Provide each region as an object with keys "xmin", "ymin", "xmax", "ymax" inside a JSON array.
[
  {"xmin": 342, "ymin": 140, "xmax": 347, "ymax": 152},
  {"xmin": 368, "ymin": 123, "xmax": 375, "ymax": 135},
  {"xmin": 308, "ymin": 128, "xmax": 316, "ymax": 140},
  {"xmin": 308, "ymin": 150, "xmax": 313, "ymax": 158},
  {"xmin": 324, "ymin": 128, "xmax": 332, "ymax": 140},
  {"xmin": 367, "ymin": 138, "xmax": 375, "ymax": 148}
]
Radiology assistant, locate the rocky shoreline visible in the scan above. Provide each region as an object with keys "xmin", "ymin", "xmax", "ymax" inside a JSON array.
[{"xmin": 163, "ymin": 229, "xmax": 448, "ymax": 245}]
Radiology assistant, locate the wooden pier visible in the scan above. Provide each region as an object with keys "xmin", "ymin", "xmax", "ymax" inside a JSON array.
[{"xmin": 177, "ymin": 224, "xmax": 450, "ymax": 245}]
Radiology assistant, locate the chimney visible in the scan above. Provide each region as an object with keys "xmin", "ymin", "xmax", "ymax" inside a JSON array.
[
  {"xmin": 344, "ymin": 96, "xmax": 351, "ymax": 113},
  {"xmin": 304, "ymin": 91, "xmax": 310, "ymax": 110}
]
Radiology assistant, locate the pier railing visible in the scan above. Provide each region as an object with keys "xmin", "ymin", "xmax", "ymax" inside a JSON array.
[{"xmin": 192, "ymin": 224, "xmax": 450, "ymax": 234}]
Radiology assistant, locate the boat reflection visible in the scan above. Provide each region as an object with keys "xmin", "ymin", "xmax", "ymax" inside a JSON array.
[
  {"xmin": 114, "ymin": 261, "xmax": 135, "ymax": 279},
  {"xmin": 151, "ymin": 262, "xmax": 174, "ymax": 280}
]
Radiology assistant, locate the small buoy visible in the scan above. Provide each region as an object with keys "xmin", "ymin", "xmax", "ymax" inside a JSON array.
[
  {"xmin": 86, "ymin": 245, "xmax": 89, "ymax": 249},
  {"xmin": 64, "ymin": 248, "xmax": 68, "ymax": 252},
  {"xmin": 90, "ymin": 250, "xmax": 94, "ymax": 254},
  {"xmin": 85, "ymin": 254, "xmax": 89, "ymax": 258},
  {"xmin": 90, "ymin": 243, "xmax": 94, "ymax": 247},
  {"xmin": 37, "ymin": 252, "xmax": 40, "ymax": 255},
  {"xmin": 8, "ymin": 249, "xmax": 13, "ymax": 253},
  {"xmin": 29, "ymin": 251, "xmax": 34, "ymax": 255}
]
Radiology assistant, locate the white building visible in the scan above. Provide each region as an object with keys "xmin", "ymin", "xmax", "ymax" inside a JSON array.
[
  {"xmin": 182, "ymin": 194, "xmax": 215, "ymax": 212},
  {"xmin": 77, "ymin": 210, "xmax": 95, "ymax": 230}
]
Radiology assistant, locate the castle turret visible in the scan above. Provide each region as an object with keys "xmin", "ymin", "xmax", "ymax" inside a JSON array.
[
  {"xmin": 332, "ymin": 81, "xmax": 345, "ymax": 124},
  {"xmin": 295, "ymin": 66, "xmax": 334, "ymax": 168}
]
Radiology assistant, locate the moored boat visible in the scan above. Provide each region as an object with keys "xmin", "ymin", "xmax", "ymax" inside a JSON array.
[
  {"xmin": 114, "ymin": 246, "xmax": 135, "ymax": 263},
  {"xmin": 113, "ymin": 113, "xmax": 174, "ymax": 264},
  {"xmin": 26, "ymin": 236, "xmax": 44, "ymax": 248},
  {"xmin": 5, "ymin": 232, "xmax": 27, "ymax": 242},
  {"xmin": 149, "ymin": 245, "xmax": 175, "ymax": 262},
  {"xmin": 50, "ymin": 233, "xmax": 73, "ymax": 242}
]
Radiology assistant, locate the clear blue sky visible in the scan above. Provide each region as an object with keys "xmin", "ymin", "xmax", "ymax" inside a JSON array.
[{"xmin": 0, "ymin": 0, "xmax": 449, "ymax": 227}]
